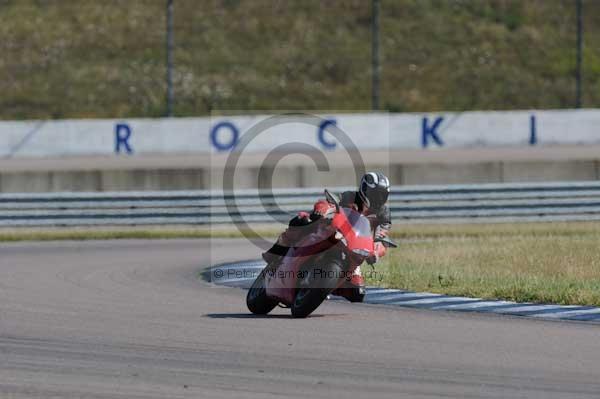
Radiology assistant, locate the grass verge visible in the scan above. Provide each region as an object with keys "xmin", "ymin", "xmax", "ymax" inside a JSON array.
[
  {"xmin": 1, "ymin": 221, "xmax": 597, "ymax": 242},
  {"xmin": 0, "ymin": 226, "xmax": 279, "ymax": 242},
  {"xmin": 366, "ymin": 222, "xmax": 600, "ymax": 307}
]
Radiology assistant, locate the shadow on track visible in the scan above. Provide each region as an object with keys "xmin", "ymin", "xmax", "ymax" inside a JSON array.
[{"xmin": 205, "ymin": 313, "xmax": 330, "ymax": 319}]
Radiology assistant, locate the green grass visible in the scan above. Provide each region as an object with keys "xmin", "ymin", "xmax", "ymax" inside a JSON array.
[
  {"xmin": 0, "ymin": 227, "xmax": 278, "ymax": 242},
  {"xmin": 1, "ymin": 0, "xmax": 599, "ymax": 119},
  {"xmin": 0, "ymin": 220, "xmax": 595, "ymax": 242},
  {"xmin": 366, "ymin": 222, "xmax": 600, "ymax": 306}
]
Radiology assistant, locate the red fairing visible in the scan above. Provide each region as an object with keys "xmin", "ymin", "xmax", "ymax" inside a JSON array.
[
  {"xmin": 331, "ymin": 210, "xmax": 374, "ymax": 255},
  {"xmin": 265, "ymin": 222, "xmax": 335, "ymax": 305},
  {"xmin": 264, "ymin": 207, "xmax": 376, "ymax": 306}
]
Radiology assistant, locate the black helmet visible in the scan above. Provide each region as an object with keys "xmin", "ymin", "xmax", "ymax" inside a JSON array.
[{"xmin": 359, "ymin": 172, "xmax": 390, "ymax": 210}]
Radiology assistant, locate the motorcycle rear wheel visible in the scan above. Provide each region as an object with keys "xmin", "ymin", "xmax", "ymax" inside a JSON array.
[
  {"xmin": 291, "ymin": 259, "xmax": 343, "ymax": 318},
  {"xmin": 246, "ymin": 268, "xmax": 278, "ymax": 315}
]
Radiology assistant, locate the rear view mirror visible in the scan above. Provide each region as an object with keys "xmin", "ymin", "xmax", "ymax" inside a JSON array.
[{"xmin": 324, "ymin": 189, "xmax": 340, "ymax": 212}]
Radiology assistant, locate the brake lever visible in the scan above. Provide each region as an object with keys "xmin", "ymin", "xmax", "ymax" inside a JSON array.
[{"xmin": 375, "ymin": 236, "xmax": 398, "ymax": 248}]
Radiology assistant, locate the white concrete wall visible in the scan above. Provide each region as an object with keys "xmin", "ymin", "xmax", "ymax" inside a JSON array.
[{"xmin": 1, "ymin": 109, "xmax": 599, "ymax": 159}]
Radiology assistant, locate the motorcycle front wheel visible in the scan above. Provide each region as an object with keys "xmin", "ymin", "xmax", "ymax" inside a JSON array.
[
  {"xmin": 246, "ymin": 268, "xmax": 278, "ymax": 315},
  {"xmin": 291, "ymin": 259, "xmax": 343, "ymax": 318}
]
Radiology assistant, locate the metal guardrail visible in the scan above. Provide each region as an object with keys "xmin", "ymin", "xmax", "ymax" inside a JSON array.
[{"xmin": 2, "ymin": 181, "xmax": 600, "ymax": 227}]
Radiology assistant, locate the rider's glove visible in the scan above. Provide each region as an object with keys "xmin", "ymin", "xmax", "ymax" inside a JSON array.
[
  {"xmin": 367, "ymin": 242, "xmax": 387, "ymax": 265},
  {"xmin": 296, "ymin": 211, "xmax": 311, "ymax": 221},
  {"xmin": 374, "ymin": 242, "xmax": 387, "ymax": 258},
  {"xmin": 313, "ymin": 200, "xmax": 335, "ymax": 218}
]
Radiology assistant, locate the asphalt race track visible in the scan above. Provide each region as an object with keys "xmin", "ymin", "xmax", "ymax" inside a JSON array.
[{"xmin": 2, "ymin": 239, "xmax": 600, "ymax": 398}]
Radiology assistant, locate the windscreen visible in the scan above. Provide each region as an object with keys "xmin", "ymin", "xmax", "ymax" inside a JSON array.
[{"xmin": 341, "ymin": 208, "xmax": 372, "ymax": 238}]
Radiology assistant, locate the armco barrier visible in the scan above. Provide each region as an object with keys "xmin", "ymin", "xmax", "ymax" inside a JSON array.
[{"xmin": 1, "ymin": 181, "xmax": 600, "ymax": 227}]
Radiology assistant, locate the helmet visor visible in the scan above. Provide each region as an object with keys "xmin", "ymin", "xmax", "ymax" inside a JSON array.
[{"xmin": 367, "ymin": 189, "xmax": 389, "ymax": 210}]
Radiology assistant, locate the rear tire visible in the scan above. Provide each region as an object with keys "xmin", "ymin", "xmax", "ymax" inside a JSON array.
[
  {"xmin": 291, "ymin": 260, "xmax": 343, "ymax": 318},
  {"xmin": 246, "ymin": 268, "xmax": 278, "ymax": 315}
]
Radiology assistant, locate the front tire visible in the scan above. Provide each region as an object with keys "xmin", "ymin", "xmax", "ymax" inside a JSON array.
[
  {"xmin": 334, "ymin": 286, "xmax": 366, "ymax": 303},
  {"xmin": 246, "ymin": 268, "xmax": 278, "ymax": 315},
  {"xmin": 291, "ymin": 260, "xmax": 343, "ymax": 318}
]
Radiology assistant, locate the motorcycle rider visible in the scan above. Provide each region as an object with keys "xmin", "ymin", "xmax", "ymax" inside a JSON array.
[{"xmin": 262, "ymin": 172, "xmax": 392, "ymax": 303}]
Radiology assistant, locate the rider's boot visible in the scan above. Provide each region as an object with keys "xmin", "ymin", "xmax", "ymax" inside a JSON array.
[
  {"xmin": 331, "ymin": 266, "xmax": 366, "ymax": 303},
  {"xmin": 262, "ymin": 242, "xmax": 288, "ymax": 267},
  {"xmin": 261, "ymin": 229, "xmax": 296, "ymax": 268},
  {"xmin": 262, "ymin": 212, "xmax": 313, "ymax": 268}
]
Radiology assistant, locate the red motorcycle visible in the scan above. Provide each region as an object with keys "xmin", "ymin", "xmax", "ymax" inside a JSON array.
[{"xmin": 247, "ymin": 190, "xmax": 397, "ymax": 318}]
